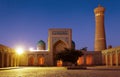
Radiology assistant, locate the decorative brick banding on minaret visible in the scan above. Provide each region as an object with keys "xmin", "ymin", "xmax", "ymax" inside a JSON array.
[{"xmin": 94, "ymin": 5, "xmax": 107, "ymax": 51}]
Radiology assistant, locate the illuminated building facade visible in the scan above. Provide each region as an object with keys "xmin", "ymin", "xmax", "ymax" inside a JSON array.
[
  {"xmin": 18, "ymin": 28, "xmax": 102, "ymax": 66},
  {"xmin": 0, "ymin": 44, "xmax": 18, "ymax": 67},
  {"xmin": 0, "ymin": 5, "xmax": 120, "ymax": 67},
  {"xmin": 19, "ymin": 28, "xmax": 73, "ymax": 66}
]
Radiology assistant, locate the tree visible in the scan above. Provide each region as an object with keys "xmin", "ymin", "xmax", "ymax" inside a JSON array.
[
  {"xmin": 80, "ymin": 47, "xmax": 88, "ymax": 51},
  {"xmin": 56, "ymin": 48, "xmax": 83, "ymax": 64}
]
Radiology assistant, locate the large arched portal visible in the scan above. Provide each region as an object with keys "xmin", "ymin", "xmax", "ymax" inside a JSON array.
[
  {"xmin": 28, "ymin": 56, "xmax": 34, "ymax": 66},
  {"xmin": 53, "ymin": 40, "xmax": 67, "ymax": 53},
  {"xmin": 53, "ymin": 40, "xmax": 67, "ymax": 65}
]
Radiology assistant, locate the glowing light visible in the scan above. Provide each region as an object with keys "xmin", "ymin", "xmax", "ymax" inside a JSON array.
[
  {"xmin": 16, "ymin": 47, "xmax": 24, "ymax": 55},
  {"xmin": 29, "ymin": 49, "xmax": 48, "ymax": 52},
  {"xmin": 29, "ymin": 48, "xmax": 34, "ymax": 51}
]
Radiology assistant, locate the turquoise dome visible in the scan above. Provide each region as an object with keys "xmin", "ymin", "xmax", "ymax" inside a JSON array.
[
  {"xmin": 72, "ymin": 40, "xmax": 75, "ymax": 49},
  {"xmin": 37, "ymin": 40, "xmax": 45, "ymax": 45}
]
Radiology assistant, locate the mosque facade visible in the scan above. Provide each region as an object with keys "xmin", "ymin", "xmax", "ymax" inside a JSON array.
[{"xmin": 0, "ymin": 5, "xmax": 120, "ymax": 67}]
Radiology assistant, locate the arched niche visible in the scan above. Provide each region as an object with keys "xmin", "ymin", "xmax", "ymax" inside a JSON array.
[
  {"xmin": 112, "ymin": 53, "xmax": 116, "ymax": 65},
  {"xmin": 77, "ymin": 56, "xmax": 84, "ymax": 65},
  {"xmin": 86, "ymin": 55, "xmax": 93, "ymax": 65},
  {"xmin": 38, "ymin": 56, "xmax": 44, "ymax": 66},
  {"xmin": 9, "ymin": 54, "xmax": 11, "ymax": 67},
  {"xmin": 4, "ymin": 53, "xmax": 8, "ymax": 67},
  {"xmin": 102, "ymin": 55, "xmax": 106, "ymax": 65},
  {"xmin": 13, "ymin": 57, "xmax": 16, "ymax": 67},
  {"xmin": 28, "ymin": 56, "xmax": 34, "ymax": 66}
]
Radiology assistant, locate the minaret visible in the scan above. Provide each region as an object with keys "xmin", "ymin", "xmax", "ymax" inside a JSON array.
[{"xmin": 94, "ymin": 5, "xmax": 106, "ymax": 51}]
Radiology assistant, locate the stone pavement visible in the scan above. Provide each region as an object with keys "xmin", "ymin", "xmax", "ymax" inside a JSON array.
[
  {"xmin": 87, "ymin": 66, "xmax": 120, "ymax": 70},
  {"xmin": 0, "ymin": 66, "xmax": 120, "ymax": 77}
]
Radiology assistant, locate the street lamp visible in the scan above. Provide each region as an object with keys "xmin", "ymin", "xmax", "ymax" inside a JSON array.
[
  {"xmin": 16, "ymin": 47, "xmax": 24, "ymax": 67},
  {"xmin": 16, "ymin": 47, "xmax": 24, "ymax": 55}
]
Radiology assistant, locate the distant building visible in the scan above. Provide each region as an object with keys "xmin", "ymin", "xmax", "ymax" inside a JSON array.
[
  {"xmin": 102, "ymin": 46, "xmax": 120, "ymax": 66},
  {"xmin": 0, "ymin": 44, "xmax": 17, "ymax": 67}
]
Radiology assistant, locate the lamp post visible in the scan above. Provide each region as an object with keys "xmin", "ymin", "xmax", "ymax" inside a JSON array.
[{"xmin": 16, "ymin": 47, "xmax": 24, "ymax": 67}]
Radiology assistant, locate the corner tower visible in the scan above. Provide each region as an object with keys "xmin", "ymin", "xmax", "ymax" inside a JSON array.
[{"xmin": 94, "ymin": 5, "xmax": 106, "ymax": 51}]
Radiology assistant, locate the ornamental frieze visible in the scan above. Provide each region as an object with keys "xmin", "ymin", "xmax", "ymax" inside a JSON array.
[
  {"xmin": 52, "ymin": 31, "xmax": 68, "ymax": 35},
  {"xmin": 52, "ymin": 37, "xmax": 69, "ymax": 44}
]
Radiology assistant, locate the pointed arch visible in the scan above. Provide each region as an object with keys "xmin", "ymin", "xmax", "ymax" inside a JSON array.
[
  {"xmin": 4, "ymin": 53, "xmax": 7, "ymax": 67},
  {"xmin": 102, "ymin": 55, "xmax": 106, "ymax": 65},
  {"xmin": 9, "ymin": 54, "xmax": 11, "ymax": 67},
  {"xmin": 12, "ymin": 55, "xmax": 17, "ymax": 67},
  {"xmin": 86, "ymin": 55, "xmax": 93, "ymax": 65},
  {"xmin": 112, "ymin": 54, "xmax": 116, "ymax": 65},
  {"xmin": 53, "ymin": 40, "xmax": 67, "ymax": 53},
  {"xmin": 77, "ymin": 56, "xmax": 84, "ymax": 65},
  {"xmin": 38, "ymin": 56, "xmax": 44, "ymax": 66},
  {"xmin": 28, "ymin": 56, "xmax": 34, "ymax": 66}
]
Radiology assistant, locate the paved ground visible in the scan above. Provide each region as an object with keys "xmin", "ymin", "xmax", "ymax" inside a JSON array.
[{"xmin": 0, "ymin": 67, "xmax": 120, "ymax": 77}]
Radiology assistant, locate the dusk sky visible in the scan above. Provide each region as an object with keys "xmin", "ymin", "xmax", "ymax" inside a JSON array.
[{"xmin": 0, "ymin": 0, "xmax": 120, "ymax": 51}]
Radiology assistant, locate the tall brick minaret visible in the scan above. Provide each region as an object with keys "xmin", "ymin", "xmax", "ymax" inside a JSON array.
[{"xmin": 94, "ymin": 5, "xmax": 106, "ymax": 51}]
